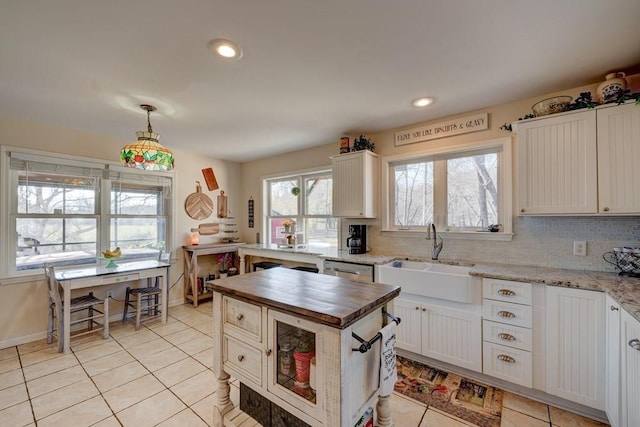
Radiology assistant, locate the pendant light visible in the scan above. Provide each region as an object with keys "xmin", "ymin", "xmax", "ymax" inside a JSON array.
[{"xmin": 120, "ymin": 104, "xmax": 175, "ymax": 171}]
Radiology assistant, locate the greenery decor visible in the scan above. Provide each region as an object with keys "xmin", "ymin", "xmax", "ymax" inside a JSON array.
[
  {"xmin": 352, "ymin": 135, "xmax": 375, "ymax": 152},
  {"xmin": 500, "ymin": 90, "xmax": 640, "ymax": 132},
  {"xmin": 291, "ymin": 186, "xmax": 301, "ymax": 196}
]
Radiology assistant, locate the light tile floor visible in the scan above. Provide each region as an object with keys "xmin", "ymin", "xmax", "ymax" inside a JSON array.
[{"xmin": 0, "ymin": 301, "xmax": 609, "ymax": 427}]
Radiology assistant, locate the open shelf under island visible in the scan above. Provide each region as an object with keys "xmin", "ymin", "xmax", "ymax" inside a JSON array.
[{"xmin": 210, "ymin": 268, "xmax": 400, "ymax": 427}]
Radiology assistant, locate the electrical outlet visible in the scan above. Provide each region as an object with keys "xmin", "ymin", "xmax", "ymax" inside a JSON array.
[{"xmin": 573, "ymin": 241, "xmax": 587, "ymax": 256}]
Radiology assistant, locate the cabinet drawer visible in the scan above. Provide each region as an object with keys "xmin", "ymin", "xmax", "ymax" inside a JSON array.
[
  {"xmin": 223, "ymin": 334, "xmax": 262, "ymax": 385},
  {"xmin": 483, "ymin": 300, "xmax": 532, "ymax": 328},
  {"xmin": 483, "ymin": 342, "xmax": 532, "ymax": 388},
  {"xmin": 483, "ymin": 320, "xmax": 532, "ymax": 351},
  {"xmin": 483, "ymin": 279, "xmax": 532, "ymax": 305},
  {"xmin": 223, "ymin": 296, "xmax": 262, "ymax": 342}
]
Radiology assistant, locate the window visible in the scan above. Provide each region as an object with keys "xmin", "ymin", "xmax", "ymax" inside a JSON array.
[
  {"xmin": 264, "ymin": 169, "xmax": 338, "ymax": 249},
  {"xmin": 2, "ymin": 147, "xmax": 173, "ymax": 275},
  {"xmin": 383, "ymin": 137, "xmax": 512, "ymax": 239}
]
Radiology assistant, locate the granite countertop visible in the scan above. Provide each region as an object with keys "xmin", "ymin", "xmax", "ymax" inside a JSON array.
[
  {"xmin": 236, "ymin": 245, "xmax": 640, "ymax": 322},
  {"xmin": 468, "ymin": 263, "xmax": 640, "ymax": 322}
]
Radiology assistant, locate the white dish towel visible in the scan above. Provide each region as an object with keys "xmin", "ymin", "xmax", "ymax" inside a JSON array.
[{"xmin": 379, "ymin": 321, "xmax": 398, "ymax": 396}]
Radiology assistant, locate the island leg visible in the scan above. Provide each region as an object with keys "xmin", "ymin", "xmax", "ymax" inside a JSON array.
[
  {"xmin": 213, "ymin": 371, "xmax": 233, "ymax": 426},
  {"xmin": 376, "ymin": 394, "xmax": 393, "ymax": 427}
]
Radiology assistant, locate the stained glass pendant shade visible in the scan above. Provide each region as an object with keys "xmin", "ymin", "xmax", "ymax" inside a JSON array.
[{"xmin": 120, "ymin": 104, "xmax": 175, "ymax": 171}]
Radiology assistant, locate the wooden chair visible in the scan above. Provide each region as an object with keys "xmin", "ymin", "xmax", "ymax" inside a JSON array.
[
  {"xmin": 44, "ymin": 263, "xmax": 109, "ymax": 352},
  {"xmin": 122, "ymin": 251, "xmax": 170, "ymax": 330}
]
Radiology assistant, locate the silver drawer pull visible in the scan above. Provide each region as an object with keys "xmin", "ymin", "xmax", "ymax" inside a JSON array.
[
  {"xmin": 238, "ymin": 354, "xmax": 245, "ymax": 362},
  {"xmin": 236, "ymin": 313, "xmax": 244, "ymax": 321},
  {"xmin": 498, "ymin": 310, "xmax": 515, "ymax": 318},
  {"xmin": 498, "ymin": 333, "xmax": 516, "ymax": 341},
  {"xmin": 497, "ymin": 354, "xmax": 516, "ymax": 363},
  {"xmin": 497, "ymin": 289, "xmax": 516, "ymax": 296},
  {"xmin": 610, "ymin": 305, "xmax": 619, "ymax": 311},
  {"xmin": 630, "ymin": 339, "xmax": 640, "ymax": 350}
]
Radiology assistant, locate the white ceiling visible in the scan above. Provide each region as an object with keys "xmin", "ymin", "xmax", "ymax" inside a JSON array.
[{"xmin": 1, "ymin": 0, "xmax": 639, "ymax": 162}]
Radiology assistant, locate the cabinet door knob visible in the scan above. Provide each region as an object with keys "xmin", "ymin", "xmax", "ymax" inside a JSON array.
[
  {"xmin": 415, "ymin": 306, "xmax": 420, "ymax": 310},
  {"xmin": 498, "ymin": 333, "xmax": 516, "ymax": 341},
  {"xmin": 498, "ymin": 289, "xmax": 516, "ymax": 296},
  {"xmin": 520, "ymin": 208, "xmax": 525, "ymax": 213},
  {"xmin": 498, "ymin": 310, "xmax": 516, "ymax": 318},
  {"xmin": 610, "ymin": 305, "xmax": 619, "ymax": 311},
  {"xmin": 422, "ymin": 308, "xmax": 426, "ymax": 311},
  {"xmin": 236, "ymin": 313, "xmax": 244, "ymax": 321},
  {"xmin": 497, "ymin": 354, "xmax": 516, "ymax": 363},
  {"xmin": 265, "ymin": 349, "xmax": 272, "ymax": 356},
  {"xmin": 629, "ymin": 339, "xmax": 640, "ymax": 350},
  {"xmin": 237, "ymin": 354, "xmax": 245, "ymax": 362},
  {"xmin": 603, "ymin": 207, "xmax": 610, "ymax": 212}
]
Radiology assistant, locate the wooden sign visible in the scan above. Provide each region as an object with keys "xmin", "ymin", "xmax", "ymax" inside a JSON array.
[{"xmin": 395, "ymin": 113, "xmax": 489, "ymax": 146}]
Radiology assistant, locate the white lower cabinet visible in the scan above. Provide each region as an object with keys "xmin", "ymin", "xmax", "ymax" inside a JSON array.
[
  {"xmin": 546, "ymin": 286, "xmax": 605, "ymax": 410},
  {"xmin": 622, "ymin": 309, "xmax": 640, "ymax": 426},
  {"xmin": 482, "ymin": 279, "xmax": 534, "ymax": 387},
  {"xmin": 393, "ymin": 297, "xmax": 482, "ymax": 372}
]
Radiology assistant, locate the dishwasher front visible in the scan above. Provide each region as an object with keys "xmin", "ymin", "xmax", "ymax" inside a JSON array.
[{"xmin": 322, "ymin": 259, "xmax": 375, "ymax": 283}]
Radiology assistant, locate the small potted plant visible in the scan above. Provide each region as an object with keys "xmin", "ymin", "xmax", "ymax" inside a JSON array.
[
  {"xmin": 217, "ymin": 252, "xmax": 232, "ymax": 278},
  {"xmin": 488, "ymin": 224, "xmax": 502, "ymax": 232},
  {"xmin": 283, "ymin": 220, "xmax": 293, "ymax": 232},
  {"xmin": 352, "ymin": 135, "xmax": 375, "ymax": 152}
]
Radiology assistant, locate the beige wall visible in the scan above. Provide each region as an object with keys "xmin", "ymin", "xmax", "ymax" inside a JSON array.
[
  {"xmin": 0, "ymin": 117, "xmax": 242, "ymax": 346},
  {"xmin": 1, "ymin": 74, "xmax": 638, "ymax": 347},
  {"xmin": 241, "ymin": 74, "xmax": 640, "ymax": 269}
]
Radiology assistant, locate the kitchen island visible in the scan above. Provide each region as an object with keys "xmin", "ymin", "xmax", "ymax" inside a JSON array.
[{"xmin": 210, "ymin": 268, "xmax": 401, "ymax": 427}]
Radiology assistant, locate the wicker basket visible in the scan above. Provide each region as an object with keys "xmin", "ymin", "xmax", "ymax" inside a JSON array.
[{"xmin": 603, "ymin": 250, "xmax": 640, "ymax": 275}]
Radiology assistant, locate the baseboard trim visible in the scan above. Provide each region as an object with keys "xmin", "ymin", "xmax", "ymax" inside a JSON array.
[{"xmin": 0, "ymin": 331, "xmax": 48, "ymax": 349}]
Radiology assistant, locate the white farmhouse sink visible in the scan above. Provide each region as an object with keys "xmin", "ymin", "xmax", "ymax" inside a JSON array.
[{"xmin": 377, "ymin": 260, "xmax": 475, "ymax": 303}]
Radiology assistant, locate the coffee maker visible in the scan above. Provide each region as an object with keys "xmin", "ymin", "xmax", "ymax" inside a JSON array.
[{"xmin": 346, "ymin": 225, "xmax": 367, "ymax": 254}]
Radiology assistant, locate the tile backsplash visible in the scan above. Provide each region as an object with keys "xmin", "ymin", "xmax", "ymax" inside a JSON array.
[{"xmin": 357, "ymin": 216, "xmax": 640, "ymax": 272}]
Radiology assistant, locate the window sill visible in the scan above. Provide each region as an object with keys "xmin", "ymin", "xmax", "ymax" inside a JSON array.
[{"xmin": 381, "ymin": 229, "xmax": 514, "ymax": 242}]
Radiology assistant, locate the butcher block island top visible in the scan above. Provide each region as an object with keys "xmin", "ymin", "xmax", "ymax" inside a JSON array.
[
  {"xmin": 209, "ymin": 267, "xmax": 400, "ymax": 329},
  {"xmin": 211, "ymin": 268, "xmax": 401, "ymax": 427}
]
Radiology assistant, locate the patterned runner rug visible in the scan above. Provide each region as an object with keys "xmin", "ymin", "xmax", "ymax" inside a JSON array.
[{"xmin": 394, "ymin": 356, "xmax": 503, "ymax": 427}]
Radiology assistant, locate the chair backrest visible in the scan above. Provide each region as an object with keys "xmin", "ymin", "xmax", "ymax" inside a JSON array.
[{"xmin": 44, "ymin": 263, "xmax": 62, "ymax": 308}]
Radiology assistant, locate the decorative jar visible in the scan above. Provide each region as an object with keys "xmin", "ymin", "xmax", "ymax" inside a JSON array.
[{"xmin": 597, "ymin": 72, "xmax": 627, "ymax": 103}]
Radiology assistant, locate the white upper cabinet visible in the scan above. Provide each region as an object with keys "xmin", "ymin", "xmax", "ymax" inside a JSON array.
[
  {"xmin": 597, "ymin": 103, "xmax": 640, "ymax": 214},
  {"xmin": 332, "ymin": 150, "xmax": 378, "ymax": 218},
  {"xmin": 516, "ymin": 103, "xmax": 640, "ymax": 215},
  {"xmin": 516, "ymin": 110, "xmax": 597, "ymax": 214}
]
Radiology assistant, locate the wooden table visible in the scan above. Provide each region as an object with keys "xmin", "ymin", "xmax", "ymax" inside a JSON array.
[
  {"xmin": 182, "ymin": 243, "xmax": 245, "ymax": 307},
  {"xmin": 54, "ymin": 260, "xmax": 169, "ymax": 353},
  {"xmin": 210, "ymin": 268, "xmax": 401, "ymax": 426}
]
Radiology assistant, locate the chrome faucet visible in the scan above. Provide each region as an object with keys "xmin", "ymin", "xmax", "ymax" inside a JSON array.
[{"xmin": 430, "ymin": 223, "xmax": 443, "ymax": 260}]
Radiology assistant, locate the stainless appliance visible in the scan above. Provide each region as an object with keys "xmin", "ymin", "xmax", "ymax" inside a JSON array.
[
  {"xmin": 346, "ymin": 224, "xmax": 367, "ymax": 254},
  {"xmin": 323, "ymin": 259, "xmax": 374, "ymax": 283}
]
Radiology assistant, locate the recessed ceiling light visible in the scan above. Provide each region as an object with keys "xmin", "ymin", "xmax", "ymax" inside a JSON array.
[
  {"xmin": 412, "ymin": 97, "xmax": 434, "ymax": 108},
  {"xmin": 208, "ymin": 39, "xmax": 243, "ymax": 60}
]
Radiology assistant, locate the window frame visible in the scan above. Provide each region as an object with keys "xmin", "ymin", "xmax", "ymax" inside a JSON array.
[
  {"xmin": 0, "ymin": 146, "xmax": 175, "ymax": 280},
  {"xmin": 381, "ymin": 137, "xmax": 513, "ymax": 241},
  {"xmin": 262, "ymin": 167, "xmax": 338, "ymax": 248}
]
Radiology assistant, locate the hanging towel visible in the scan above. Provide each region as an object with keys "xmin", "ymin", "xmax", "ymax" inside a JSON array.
[{"xmin": 379, "ymin": 321, "xmax": 398, "ymax": 396}]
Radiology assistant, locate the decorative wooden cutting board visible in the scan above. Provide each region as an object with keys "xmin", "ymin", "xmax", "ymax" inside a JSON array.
[
  {"xmin": 185, "ymin": 181, "xmax": 213, "ymax": 220},
  {"xmin": 190, "ymin": 223, "xmax": 220, "ymax": 235}
]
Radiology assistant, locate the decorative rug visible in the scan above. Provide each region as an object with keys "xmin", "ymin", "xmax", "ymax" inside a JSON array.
[{"xmin": 394, "ymin": 356, "xmax": 503, "ymax": 427}]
